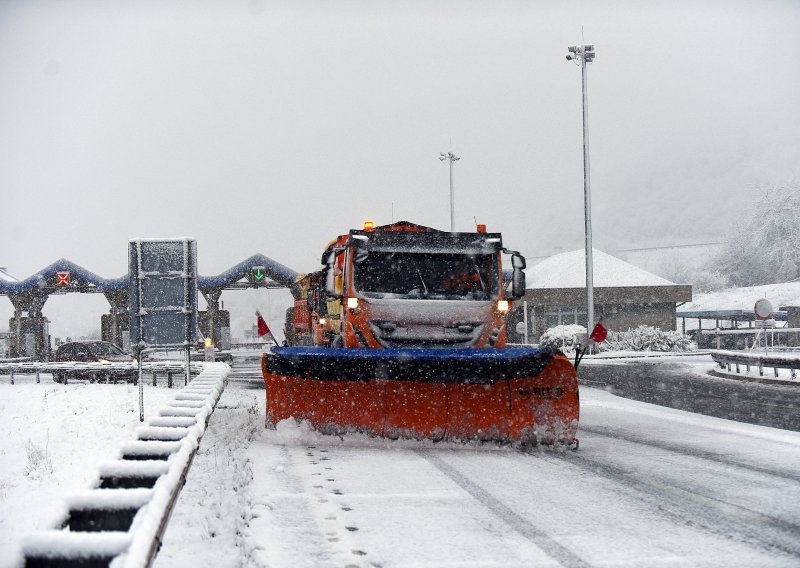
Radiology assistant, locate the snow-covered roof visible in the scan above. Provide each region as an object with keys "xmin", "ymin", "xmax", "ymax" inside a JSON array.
[
  {"xmin": 0, "ymin": 267, "xmax": 18, "ymax": 283},
  {"xmin": 681, "ymin": 281, "xmax": 800, "ymax": 312},
  {"xmin": 526, "ymin": 248, "xmax": 675, "ymax": 289}
]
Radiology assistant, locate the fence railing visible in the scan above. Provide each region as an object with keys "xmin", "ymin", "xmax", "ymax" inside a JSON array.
[
  {"xmin": 700, "ymin": 327, "xmax": 800, "ymax": 350},
  {"xmin": 710, "ymin": 349, "xmax": 800, "ymax": 380},
  {"xmin": 0, "ymin": 360, "xmax": 205, "ymax": 386}
]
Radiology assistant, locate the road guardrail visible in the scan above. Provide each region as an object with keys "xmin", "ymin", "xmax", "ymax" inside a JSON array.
[
  {"xmin": 21, "ymin": 362, "xmax": 230, "ymax": 567},
  {"xmin": 0, "ymin": 360, "xmax": 206, "ymax": 385},
  {"xmin": 710, "ymin": 349, "xmax": 800, "ymax": 380}
]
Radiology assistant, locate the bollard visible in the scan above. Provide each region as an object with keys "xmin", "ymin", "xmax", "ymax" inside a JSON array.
[
  {"xmin": 10, "ymin": 367, "xmax": 14, "ymax": 385},
  {"xmin": 758, "ymin": 363, "xmax": 763, "ymax": 377},
  {"xmin": 775, "ymin": 367, "xmax": 779, "ymax": 378},
  {"xmin": 152, "ymin": 370, "xmax": 157, "ymax": 387},
  {"xmin": 167, "ymin": 372, "xmax": 173, "ymax": 389},
  {"xmin": 36, "ymin": 368, "xmax": 40, "ymax": 384}
]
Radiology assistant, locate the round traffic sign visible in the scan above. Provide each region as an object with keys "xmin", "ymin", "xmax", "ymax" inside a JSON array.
[
  {"xmin": 754, "ymin": 298, "xmax": 774, "ymax": 320},
  {"xmin": 515, "ymin": 321, "xmax": 527, "ymax": 334}
]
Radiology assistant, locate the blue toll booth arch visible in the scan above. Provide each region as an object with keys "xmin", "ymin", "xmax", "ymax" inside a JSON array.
[{"xmin": 0, "ymin": 254, "xmax": 298, "ymax": 360}]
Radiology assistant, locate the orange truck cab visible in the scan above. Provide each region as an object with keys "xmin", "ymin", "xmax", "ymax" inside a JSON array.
[{"xmin": 304, "ymin": 221, "xmax": 527, "ymax": 349}]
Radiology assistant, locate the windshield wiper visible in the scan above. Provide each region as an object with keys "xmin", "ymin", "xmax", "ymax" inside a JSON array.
[
  {"xmin": 416, "ymin": 268, "xmax": 429, "ymax": 296},
  {"xmin": 471, "ymin": 261, "xmax": 487, "ymax": 293}
]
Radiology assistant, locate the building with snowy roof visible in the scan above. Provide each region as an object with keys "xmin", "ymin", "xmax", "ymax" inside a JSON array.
[{"xmin": 511, "ymin": 249, "xmax": 692, "ymax": 343}]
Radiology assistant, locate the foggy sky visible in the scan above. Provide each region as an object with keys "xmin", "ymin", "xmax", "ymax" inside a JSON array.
[{"xmin": 1, "ymin": 0, "xmax": 799, "ymax": 337}]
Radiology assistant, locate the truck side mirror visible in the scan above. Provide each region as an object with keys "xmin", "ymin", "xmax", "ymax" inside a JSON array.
[{"xmin": 511, "ymin": 253, "xmax": 526, "ymax": 299}]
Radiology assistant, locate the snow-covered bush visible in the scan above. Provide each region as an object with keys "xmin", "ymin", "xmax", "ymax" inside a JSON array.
[
  {"xmin": 598, "ymin": 325, "xmax": 696, "ymax": 353},
  {"xmin": 539, "ymin": 324, "xmax": 587, "ymax": 353}
]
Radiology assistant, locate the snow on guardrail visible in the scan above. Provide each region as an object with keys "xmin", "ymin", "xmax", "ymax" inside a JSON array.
[
  {"xmin": 21, "ymin": 362, "xmax": 230, "ymax": 567},
  {"xmin": 710, "ymin": 349, "xmax": 800, "ymax": 381},
  {"xmin": 0, "ymin": 360, "xmax": 206, "ymax": 385}
]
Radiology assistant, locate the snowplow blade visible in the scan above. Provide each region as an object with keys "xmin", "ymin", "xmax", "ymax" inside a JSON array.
[{"xmin": 262, "ymin": 347, "xmax": 579, "ymax": 445}]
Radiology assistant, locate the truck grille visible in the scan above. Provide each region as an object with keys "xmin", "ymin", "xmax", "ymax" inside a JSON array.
[{"xmin": 368, "ymin": 321, "xmax": 486, "ymax": 348}]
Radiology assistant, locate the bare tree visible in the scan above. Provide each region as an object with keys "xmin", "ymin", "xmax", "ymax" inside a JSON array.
[{"xmin": 715, "ymin": 183, "xmax": 800, "ymax": 286}]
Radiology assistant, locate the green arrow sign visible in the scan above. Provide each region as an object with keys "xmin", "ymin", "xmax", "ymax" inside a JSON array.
[{"xmin": 253, "ymin": 268, "xmax": 265, "ymax": 282}]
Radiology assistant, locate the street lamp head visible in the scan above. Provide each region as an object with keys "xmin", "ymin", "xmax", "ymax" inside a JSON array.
[{"xmin": 566, "ymin": 54, "xmax": 574, "ymax": 60}]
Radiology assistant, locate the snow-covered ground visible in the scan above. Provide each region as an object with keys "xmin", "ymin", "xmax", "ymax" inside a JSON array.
[
  {"xmin": 683, "ymin": 281, "xmax": 800, "ymax": 313},
  {"xmin": 3, "ymin": 371, "xmax": 800, "ymax": 567},
  {"xmin": 162, "ymin": 378, "xmax": 800, "ymax": 567},
  {"xmin": 0, "ymin": 376, "xmax": 177, "ymax": 567}
]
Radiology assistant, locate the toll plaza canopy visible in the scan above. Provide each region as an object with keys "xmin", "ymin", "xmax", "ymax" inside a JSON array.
[{"xmin": 0, "ymin": 254, "xmax": 299, "ymax": 295}]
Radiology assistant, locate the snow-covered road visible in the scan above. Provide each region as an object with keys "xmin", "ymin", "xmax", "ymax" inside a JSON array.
[{"xmin": 156, "ymin": 380, "xmax": 800, "ymax": 568}]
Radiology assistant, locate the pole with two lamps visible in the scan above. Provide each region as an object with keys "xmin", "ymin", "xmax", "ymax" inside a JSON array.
[
  {"xmin": 439, "ymin": 151, "xmax": 460, "ymax": 232},
  {"xmin": 566, "ymin": 43, "xmax": 598, "ymax": 350}
]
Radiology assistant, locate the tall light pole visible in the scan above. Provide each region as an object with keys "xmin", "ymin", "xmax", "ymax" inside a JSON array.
[
  {"xmin": 439, "ymin": 151, "xmax": 460, "ymax": 232},
  {"xmin": 566, "ymin": 44, "xmax": 596, "ymax": 345}
]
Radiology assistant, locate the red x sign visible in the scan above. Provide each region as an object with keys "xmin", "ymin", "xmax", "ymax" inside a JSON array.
[{"xmin": 55, "ymin": 272, "xmax": 71, "ymax": 287}]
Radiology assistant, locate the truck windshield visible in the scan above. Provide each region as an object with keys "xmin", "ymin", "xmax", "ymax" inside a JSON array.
[{"xmin": 354, "ymin": 252, "xmax": 499, "ymax": 300}]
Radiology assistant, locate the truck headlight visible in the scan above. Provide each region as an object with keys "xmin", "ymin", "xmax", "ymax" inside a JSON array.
[
  {"xmin": 497, "ymin": 300, "xmax": 509, "ymax": 312},
  {"xmin": 347, "ymin": 297, "xmax": 359, "ymax": 309}
]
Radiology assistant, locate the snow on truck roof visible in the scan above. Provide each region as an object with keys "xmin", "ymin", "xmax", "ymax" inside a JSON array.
[{"xmin": 525, "ymin": 248, "xmax": 675, "ymax": 289}]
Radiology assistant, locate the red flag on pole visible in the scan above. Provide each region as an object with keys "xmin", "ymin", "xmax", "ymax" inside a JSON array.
[
  {"xmin": 256, "ymin": 310, "xmax": 274, "ymax": 343},
  {"xmin": 590, "ymin": 321, "xmax": 608, "ymax": 343}
]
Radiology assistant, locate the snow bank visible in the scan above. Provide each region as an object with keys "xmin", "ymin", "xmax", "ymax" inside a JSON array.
[{"xmin": 683, "ymin": 281, "xmax": 800, "ymax": 311}]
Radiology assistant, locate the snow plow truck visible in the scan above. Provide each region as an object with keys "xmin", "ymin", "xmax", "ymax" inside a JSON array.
[{"xmin": 262, "ymin": 221, "xmax": 579, "ymax": 445}]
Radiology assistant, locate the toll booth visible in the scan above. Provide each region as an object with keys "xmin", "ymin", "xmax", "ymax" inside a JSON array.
[
  {"xmin": 8, "ymin": 315, "xmax": 50, "ymax": 359},
  {"xmin": 198, "ymin": 309, "xmax": 231, "ymax": 349}
]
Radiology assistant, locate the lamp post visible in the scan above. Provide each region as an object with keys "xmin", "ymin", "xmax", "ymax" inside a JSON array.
[
  {"xmin": 566, "ymin": 44, "xmax": 596, "ymax": 347},
  {"xmin": 439, "ymin": 151, "xmax": 460, "ymax": 232}
]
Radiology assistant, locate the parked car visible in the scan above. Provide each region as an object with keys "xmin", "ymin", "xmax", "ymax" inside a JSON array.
[{"xmin": 51, "ymin": 341, "xmax": 135, "ymax": 383}]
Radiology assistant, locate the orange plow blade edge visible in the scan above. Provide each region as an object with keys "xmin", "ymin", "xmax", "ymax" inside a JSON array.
[{"xmin": 262, "ymin": 347, "xmax": 579, "ymax": 445}]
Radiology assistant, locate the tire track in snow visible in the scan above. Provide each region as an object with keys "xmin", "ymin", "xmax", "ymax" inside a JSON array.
[
  {"xmin": 579, "ymin": 425, "xmax": 800, "ymax": 484},
  {"xmin": 537, "ymin": 449, "xmax": 800, "ymax": 562},
  {"xmin": 419, "ymin": 450, "xmax": 594, "ymax": 568}
]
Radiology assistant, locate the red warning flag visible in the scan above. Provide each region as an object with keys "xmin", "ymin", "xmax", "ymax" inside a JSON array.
[
  {"xmin": 256, "ymin": 311, "xmax": 271, "ymax": 338},
  {"xmin": 590, "ymin": 321, "xmax": 608, "ymax": 343}
]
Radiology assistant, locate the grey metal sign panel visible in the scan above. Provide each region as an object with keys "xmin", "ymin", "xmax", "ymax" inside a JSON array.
[{"xmin": 129, "ymin": 239, "xmax": 198, "ymax": 350}]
